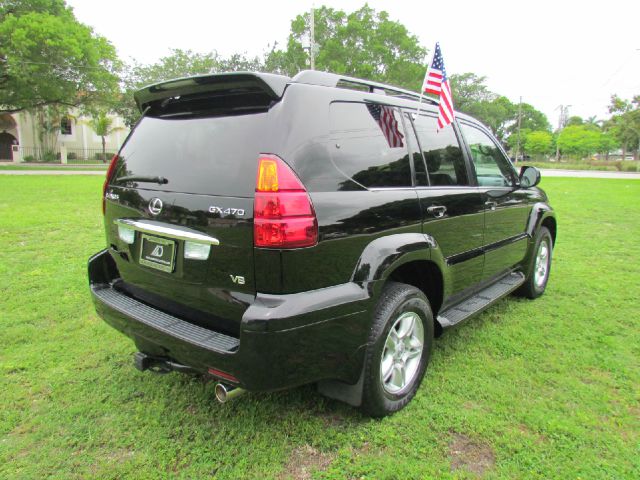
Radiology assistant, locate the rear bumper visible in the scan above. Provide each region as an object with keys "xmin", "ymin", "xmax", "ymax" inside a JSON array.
[{"xmin": 89, "ymin": 249, "xmax": 372, "ymax": 391}]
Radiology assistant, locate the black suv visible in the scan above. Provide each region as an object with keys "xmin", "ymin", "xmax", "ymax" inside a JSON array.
[{"xmin": 88, "ymin": 71, "xmax": 556, "ymax": 416}]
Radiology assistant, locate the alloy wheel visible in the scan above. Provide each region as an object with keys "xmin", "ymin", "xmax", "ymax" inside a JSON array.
[{"xmin": 380, "ymin": 311, "xmax": 424, "ymax": 394}]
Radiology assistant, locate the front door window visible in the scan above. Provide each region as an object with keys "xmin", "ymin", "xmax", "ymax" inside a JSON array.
[{"xmin": 459, "ymin": 124, "xmax": 516, "ymax": 187}]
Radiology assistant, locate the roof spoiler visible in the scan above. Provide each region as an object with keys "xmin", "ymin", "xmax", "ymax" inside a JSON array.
[{"xmin": 133, "ymin": 72, "xmax": 291, "ymax": 113}]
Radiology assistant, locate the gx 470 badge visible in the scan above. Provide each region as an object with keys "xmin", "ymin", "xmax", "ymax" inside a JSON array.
[{"xmin": 209, "ymin": 206, "xmax": 245, "ymax": 216}]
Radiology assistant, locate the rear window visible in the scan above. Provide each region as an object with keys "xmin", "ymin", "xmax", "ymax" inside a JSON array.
[
  {"xmin": 113, "ymin": 114, "xmax": 267, "ymax": 196},
  {"xmin": 329, "ymin": 102, "xmax": 411, "ymax": 189}
]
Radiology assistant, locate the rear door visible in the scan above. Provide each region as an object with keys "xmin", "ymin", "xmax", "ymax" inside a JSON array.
[
  {"xmin": 407, "ymin": 112, "xmax": 485, "ymax": 300},
  {"xmin": 458, "ymin": 121, "xmax": 531, "ymax": 281},
  {"xmin": 104, "ymin": 112, "xmax": 267, "ymax": 336}
]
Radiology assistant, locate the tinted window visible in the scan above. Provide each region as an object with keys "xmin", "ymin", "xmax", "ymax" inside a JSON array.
[
  {"xmin": 114, "ymin": 114, "xmax": 266, "ymax": 196},
  {"xmin": 413, "ymin": 114, "xmax": 468, "ymax": 186},
  {"xmin": 460, "ymin": 123, "xmax": 516, "ymax": 187},
  {"xmin": 403, "ymin": 112, "xmax": 429, "ymax": 187},
  {"xmin": 330, "ymin": 102, "xmax": 411, "ymax": 189}
]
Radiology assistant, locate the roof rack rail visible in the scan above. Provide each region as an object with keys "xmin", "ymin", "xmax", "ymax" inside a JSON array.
[{"xmin": 292, "ymin": 70, "xmax": 438, "ymax": 106}]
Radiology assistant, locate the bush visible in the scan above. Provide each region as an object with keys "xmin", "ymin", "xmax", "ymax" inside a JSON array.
[
  {"xmin": 67, "ymin": 152, "xmax": 77, "ymax": 160},
  {"xmin": 23, "ymin": 155, "xmax": 35, "ymax": 162},
  {"xmin": 42, "ymin": 151, "xmax": 57, "ymax": 163},
  {"xmin": 621, "ymin": 161, "xmax": 640, "ymax": 172}
]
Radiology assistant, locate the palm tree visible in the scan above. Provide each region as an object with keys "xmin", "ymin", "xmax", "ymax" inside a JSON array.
[
  {"xmin": 88, "ymin": 113, "xmax": 122, "ymax": 162},
  {"xmin": 585, "ymin": 116, "xmax": 602, "ymax": 128}
]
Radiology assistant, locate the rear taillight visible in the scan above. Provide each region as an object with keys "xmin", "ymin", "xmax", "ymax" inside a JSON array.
[
  {"xmin": 254, "ymin": 154, "xmax": 318, "ymax": 248},
  {"xmin": 102, "ymin": 154, "xmax": 119, "ymax": 215}
]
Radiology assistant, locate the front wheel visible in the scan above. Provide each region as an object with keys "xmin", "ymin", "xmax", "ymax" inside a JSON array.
[
  {"xmin": 361, "ymin": 282, "xmax": 434, "ymax": 417},
  {"xmin": 517, "ymin": 226, "xmax": 553, "ymax": 299}
]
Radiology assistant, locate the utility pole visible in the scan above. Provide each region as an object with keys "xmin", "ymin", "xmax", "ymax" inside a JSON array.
[
  {"xmin": 309, "ymin": 5, "xmax": 316, "ymax": 70},
  {"xmin": 514, "ymin": 96, "xmax": 522, "ymax": 163},
  {"xmin": 555, "ymin": 104, "xmax": 570, "ymax": 162}
]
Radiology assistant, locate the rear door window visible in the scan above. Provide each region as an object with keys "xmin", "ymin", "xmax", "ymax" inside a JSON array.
[
  {"xmin": 329, "ymin": 102, "xmax": 411, "ymax": 189},
  {"xmin": 412, "ymin": 114, "xmax": 469, "ymax": 186}
]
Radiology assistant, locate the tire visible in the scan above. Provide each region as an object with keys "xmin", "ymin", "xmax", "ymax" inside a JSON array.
[
  {"xmin": 517, "ymin": 226, "xmax": 553, "ymax": 299},
  {"xmin": 361, "ymin": 282, "xmax": 434, "ymax": 417}
]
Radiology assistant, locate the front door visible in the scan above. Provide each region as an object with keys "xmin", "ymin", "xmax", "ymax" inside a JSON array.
[
  {"xmin": 458, "ymin": 122, "xmax": 531, "ymax": 281},
  {"xmin": 0, "ymin": 132, "xmax": 17, "ymax": 160}
]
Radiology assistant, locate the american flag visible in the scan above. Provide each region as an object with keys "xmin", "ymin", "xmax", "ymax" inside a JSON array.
[
  {"xmin": 422, "ymin": 42, "xmax": 455, "ymax": 130},
  {"xmin": 366, "ymin": 103, "xmax": 404, "ymax": 148}
]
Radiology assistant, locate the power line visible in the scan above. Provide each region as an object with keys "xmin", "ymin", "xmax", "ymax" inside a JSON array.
[{"xmin": 600, "ymin": 49, "xmax": 639, "ymax": 88}]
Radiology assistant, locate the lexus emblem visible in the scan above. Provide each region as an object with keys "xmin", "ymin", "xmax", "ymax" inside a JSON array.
[{"xmin": 148, "ymin": 198, "xmax": 163, "ymax": 216}]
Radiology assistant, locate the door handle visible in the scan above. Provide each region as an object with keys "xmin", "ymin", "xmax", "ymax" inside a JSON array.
[
  {"xmin": 485, "ymin": 201, "xmax": 497, "ymax": 211},
  {"xmin": 427, "ymin": 205, "xmax": 447, "ymax": 218}
]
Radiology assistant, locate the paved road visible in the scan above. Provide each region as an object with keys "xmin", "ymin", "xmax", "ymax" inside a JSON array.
[
  {"xmin": 540, "ymin": 169, "xmax": 640, "ymax": 179},
  {"xmin": 0, "ymin": 168, "xmax": 638, "ymax": 179}
]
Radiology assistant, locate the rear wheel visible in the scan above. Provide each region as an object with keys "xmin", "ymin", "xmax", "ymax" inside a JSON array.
[
  {"xmin": 361, "ymin": 282, "xmax": 434, "ymax": 417},
  {"xmin": 518, "ymin": 226, "xmax": 553, "ymax": 299}
]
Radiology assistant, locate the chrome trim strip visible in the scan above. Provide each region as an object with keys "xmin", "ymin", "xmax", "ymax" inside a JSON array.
[
  {"xmin": 114, "ymin": 219, "xmax": 220, "ymax": 245},
  {"xmin": 446, "ymin": 233, "xmax": 529, "ymax": 266}
]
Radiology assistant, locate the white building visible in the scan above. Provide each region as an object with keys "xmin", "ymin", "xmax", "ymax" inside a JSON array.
[{"xmin": 0, "ymin": 110, "xmax": 129, "ymax": 163}]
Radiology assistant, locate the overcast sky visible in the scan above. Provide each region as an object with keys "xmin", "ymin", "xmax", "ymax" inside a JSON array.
[{"xmin": 67, "ymin": 0, "xmax": 639, "ymax": 126}]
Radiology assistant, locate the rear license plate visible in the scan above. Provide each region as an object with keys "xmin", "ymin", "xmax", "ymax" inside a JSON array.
[{"xmin": 139, "ymin": 234, "xmax": 176, "ymax": 273}]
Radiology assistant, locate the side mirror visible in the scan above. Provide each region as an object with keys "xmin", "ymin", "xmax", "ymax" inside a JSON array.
[{"xmin": 519, "ymin": 166, "xmax": 541, "ymax": 188}]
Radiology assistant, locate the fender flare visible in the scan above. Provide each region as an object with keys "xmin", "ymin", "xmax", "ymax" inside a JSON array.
[
  {"xmin": 325, "ymin": 233, "xmax": 444, "ymax": 407},
  {"xmin": 526, "ymin": 202, "xmax": 556, "ymax": 240},
  {"xmin": 351, "ymin": 233, "xmax": 437, "ymax": 284}
]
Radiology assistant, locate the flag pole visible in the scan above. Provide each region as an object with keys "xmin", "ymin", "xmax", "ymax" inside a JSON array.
[{"xmin": 415, "ymin": 51, "xmax": 432, "ymax": 119}]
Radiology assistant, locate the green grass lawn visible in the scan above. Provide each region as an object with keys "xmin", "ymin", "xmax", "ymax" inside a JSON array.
[
  {"xmin": 0, "ymin": 165, "xmax": 107, "ymax": 171},
  {"xmin": 1, "ymin": 176, "xmax": 638, "ymax": 479}
]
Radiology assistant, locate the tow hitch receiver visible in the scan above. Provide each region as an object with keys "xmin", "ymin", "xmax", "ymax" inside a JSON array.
[{"xmin": 133, "ymin": 352, "xmax": 197, "ymax": 374}]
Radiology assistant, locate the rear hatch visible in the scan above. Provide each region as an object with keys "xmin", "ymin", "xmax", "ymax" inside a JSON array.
[{"xmin": 103, "ymin": 73, "xmax": 289, "ymax": 337}]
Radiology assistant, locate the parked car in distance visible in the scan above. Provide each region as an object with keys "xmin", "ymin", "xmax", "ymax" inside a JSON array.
[{"xmin": 88, "ymin": 71, "xmax": 556, "ymax": 416}]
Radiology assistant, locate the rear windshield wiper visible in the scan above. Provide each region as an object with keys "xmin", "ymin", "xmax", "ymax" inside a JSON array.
[{"xmin": 115, "ymin": 175, "xmax": 168, "ymax": 185}]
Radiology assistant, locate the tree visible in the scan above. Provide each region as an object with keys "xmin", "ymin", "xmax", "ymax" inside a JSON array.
[
  {"xmin": 0, "ymin": 0, "xmax": 120, "ymax": 113},
  {"xmin": 449, "ymin": 74, "xmax": 550, "ymax": 143},
  {"xmin": 86, "ymin": 112, "xmax": 123, "ymax": 162},
  {"xmin": 606, "ymin": 94, "xmax": 640, "ymax": 160},
  {"xmin": 265, "ymin": 5, "xmax": 427, "ymax": 90},
  {"xmin": 566, "ymin": 116, "xmax": 584, "ymax": 126},
  {"xmin": 115, "ymin": 49, "xmax": 264, "ymax": 126},
  {"xmin": 465, "ymin": 96, "xmax": 516, "ymax": 142},
  {"xmin": 504, "ymin": 103, "xmax": 550, "ymax": 150},
  {"xmin": 447, "ymin": 73, "xmax": 511, "ymax": 139},
  {"xmin": 598, "ymin": 131, "xmax": 617, "ymax": 159},
  {"xmin": 556, "ymin": 125, "xmax": 604, "ymax": 159},
  {"xmin": 524, "ymin": 130, "xmax": 553, "ymax": 156},
  {"xmin": 449, "ymin": 73, "xmax": 494, "ymax": 114}
]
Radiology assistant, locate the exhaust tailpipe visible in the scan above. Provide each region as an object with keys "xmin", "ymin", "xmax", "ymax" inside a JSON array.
[{"xmin": 215, "ymin": 383, "xmax": 246, "ymax": 403}]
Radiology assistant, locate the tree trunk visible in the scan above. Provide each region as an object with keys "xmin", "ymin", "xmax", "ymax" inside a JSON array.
[{"xmin": 101, "ymin": 136, "xmax": 106, "ymax": 163}]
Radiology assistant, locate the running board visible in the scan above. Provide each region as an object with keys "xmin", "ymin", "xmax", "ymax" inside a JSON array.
[{"xmin": 437, "ymin": 272, "xmax": 525, "ymax": 328}]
